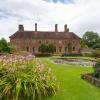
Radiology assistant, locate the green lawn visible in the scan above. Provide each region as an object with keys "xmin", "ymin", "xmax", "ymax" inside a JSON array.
[{"xmin": 38, "ymin": 57, "xmax": 100, "ymax": 100}]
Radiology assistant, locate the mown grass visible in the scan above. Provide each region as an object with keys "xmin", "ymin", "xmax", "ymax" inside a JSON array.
[{"xmin": 38, "ymin": 57, "xmax": 100, "ymax": 100}]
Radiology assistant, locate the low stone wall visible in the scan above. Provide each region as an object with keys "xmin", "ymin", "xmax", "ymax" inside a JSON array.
[{"xmin": 81, "ymin": 73, "xmax": 100, "ymax": 87}]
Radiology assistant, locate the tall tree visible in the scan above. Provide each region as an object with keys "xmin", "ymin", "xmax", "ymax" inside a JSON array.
[{"xmin": 83, "ymin": 31, "xmax": 100, "ymax": 48}]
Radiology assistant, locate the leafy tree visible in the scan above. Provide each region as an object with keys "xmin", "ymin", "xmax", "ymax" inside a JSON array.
[
  {"xmin": 39, "ymin": 44, "xmax": 47, "ymax": 53},
  {"xmin": 9, "ymin": 45, "xmax": 17, "ymax": 53},
  {"xmin": 83, "ymin": 31, "xmax": 100, "ymax": 48},
  {"xmin": 0, "ymin": 38, "xmax": 16, "ymax": 53},
  {"xmin": 80, "ymin": 38, "xmax": 88, "ymax": 48},
  {"xmin": 0, "ymin": 38, "xmax": 10, "ymax": 53},
  {"xmin": 47, "ymin": 44, "xmax": 56, "ymax": 53},
  {"xmin": 92, "ymin": 43, "xmax": 100, "ymax": 49},
  {"xmin": 40, "ymin": 44, "xmax": 56, "ymax": 53}
]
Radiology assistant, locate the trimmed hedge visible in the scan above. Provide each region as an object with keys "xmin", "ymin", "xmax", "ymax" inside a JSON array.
[
  {"xmin": 62, "ymin": 54, "xmax": 82, "ymax": 57},
  {"xmin": 35, "ymin": 53, "xmax": 52, "ymax": 57}
]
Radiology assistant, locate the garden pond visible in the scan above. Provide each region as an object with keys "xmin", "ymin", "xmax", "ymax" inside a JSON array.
[{"xmin": 51, "ymin": 58, "xmax": 96, "ymax": 67}]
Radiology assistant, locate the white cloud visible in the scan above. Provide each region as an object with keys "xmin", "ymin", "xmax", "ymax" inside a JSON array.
[{"xmin": 0, "ymin": 0, "xmax": 100, "ymax": 41}]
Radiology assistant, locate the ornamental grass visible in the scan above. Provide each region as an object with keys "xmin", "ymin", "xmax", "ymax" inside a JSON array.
[{"xmin": 0, "ymin": 54, "xmax": 59, "ymax": 100}]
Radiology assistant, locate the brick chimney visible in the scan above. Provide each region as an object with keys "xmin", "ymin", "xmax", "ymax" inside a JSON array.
[
  {"xmin": 64, "ymin": 24, "xmax": 69, "ymax": 32},
  {"xmin": 35, "ymin": 23, "xmax": 37, "ymax": 31},
  {"xmin": 55, "ymin": 24, "xmax": 58, "ymax": 32},
  {"xmin": 18, "ymin": 25, "xmax": 24, "ymax": 31},
  {"xmin": 64, "ymin": 24, "xmax": 67, "ymax": 32},
  {"xmin": 67, "ymin": 28, "xmax": 69, "ymax": 32}
]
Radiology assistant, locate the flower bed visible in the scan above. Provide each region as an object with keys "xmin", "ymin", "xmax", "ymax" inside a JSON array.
[{"xmin": 0, "ymin": 54, "xmax": 59, "ymax": 100}]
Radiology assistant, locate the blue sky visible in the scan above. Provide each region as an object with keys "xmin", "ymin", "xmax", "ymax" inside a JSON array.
[{"xmin": 0, "ymin": 0, "xmax": 100, "ymax": 41}]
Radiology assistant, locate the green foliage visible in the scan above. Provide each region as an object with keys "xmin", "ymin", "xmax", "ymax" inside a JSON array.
[
  {"xmin": 0, "ymin": 55, "xmax": 59, "ymax": 100},
  {"xmin": 81, "ymin": 52, "xmax": 92, "ymax": 57},
  {"xmin": 47, "ymin": 44, "xmax": 56, "ymax": 53},
  {"xmin": 40, "ymin": 44, "xmax": 56, "ymax": 53},
  {"xmin": 92, "ymin": 49, "xmax": 100, "ymax": 58},
  {"xmin": 93, "ymin": 43, "xmax": 100, "ymax": 49},
  {"xmin": 94, "ymin": 61, "xmax": 100, "ymax": 79},
  {"xmin": 0, "ymin": 38, "xmax": 16, "ymax": 54},
  {"xmin": 83, "ymin": 31, "xmax": 100, "ymax": 48},
  {"xmin": 80, "ymin": 39, "xmax": 88, "ymax": 48},
  {"xmin": 35, "ymin": 53, "xmax": 52, "ymax": 57},
  {"xmin": 0, "ymin": 38, "xmax": 10, "ymax": 53},
  {"xmin": 40, "ymin": 44, "xmax": 47, "ymax": 53},
  {"xmin": 40, "ymin": 58, "xmax": 100, "ymax": 100}
]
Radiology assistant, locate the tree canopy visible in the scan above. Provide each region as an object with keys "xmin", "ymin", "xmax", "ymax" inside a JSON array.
[
  {"xmin": 80, "ymin": 38, "xmax": 88, "ymax": 48},
  {"xmin": 0, "ymin": 38, "xmax": 15, "ymax": 53},
  {"xmin": 39, "ymin": 44, "xmax": 56, "ymax": 53},
  {"xmin": 83, "ymin": 31, "xmax": 100, "ymax": 48},
  {"xmin": 0, "ymin": 38, "xmax": 10, "ymax": 53}
]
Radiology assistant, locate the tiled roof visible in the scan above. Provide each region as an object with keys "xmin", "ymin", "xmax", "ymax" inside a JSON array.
[{"xmin": 9, "ymin": 31, "xmax": 80, "ymax": 39}]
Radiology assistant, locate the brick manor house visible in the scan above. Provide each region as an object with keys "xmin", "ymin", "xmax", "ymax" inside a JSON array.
[{"xmin": 9, "ymin": 23, "xmax": 80, "ymax": 54}]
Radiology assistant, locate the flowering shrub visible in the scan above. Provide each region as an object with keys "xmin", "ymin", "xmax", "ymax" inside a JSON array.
[{"xmin": 0, "ymin": 54, "xmax": 59, "ymax": 100}]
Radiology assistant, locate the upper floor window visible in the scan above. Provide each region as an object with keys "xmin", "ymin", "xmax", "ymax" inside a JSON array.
[
  {"xmin": 33, "ymin": 47, "xmax": 35, "ymax": 52},
  {"xmin": 72, "ymin": 41, "xmax": 74, "ymax": 44}
]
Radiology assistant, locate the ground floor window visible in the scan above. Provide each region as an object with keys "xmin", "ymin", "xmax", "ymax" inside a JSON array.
[
  {"xmin": 33, "ymin": 47, "xmax": 35, "ymax": 52},
  {"xmin": 54, "ymin": 47, "xmax": 56, "ymax": 52},
  {"xmin": 26, "ymin": 46, "xmax": 29, "ymax": 52},
  {"xmin": 59, "ymin": 47, "xmax": 62, "ymax": 52},
  {"xmin": 38, "ymin": 47, "xmax": 41, "ymax": 52},
  {"xmin": 73, "ymin": 47, "xmax": 75, "ymax": 51},
  {"xmin": 65, "ymin": 47, "xmax": 67, "ymax": 52}
]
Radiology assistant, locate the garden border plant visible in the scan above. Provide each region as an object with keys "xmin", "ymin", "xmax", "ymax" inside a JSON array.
[{"xmin": 0, "ymin": 54, "xmax": 59, "ymax": 100}]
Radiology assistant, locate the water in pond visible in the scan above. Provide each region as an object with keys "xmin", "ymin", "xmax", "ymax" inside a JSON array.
[{"xmin": 51, "ymin": 58, "xmax": 95, "ymax": 67}]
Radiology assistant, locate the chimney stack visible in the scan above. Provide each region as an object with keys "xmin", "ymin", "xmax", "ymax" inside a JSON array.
[
  {"xmin": 55, "ymin": 24, "xmax": 58, "ymax": 32},
  {"xmin": 18, "ymin": 25, "xmax": 24, "ymax": 31},
  {"xmin": 67, "ymin": 28, "xmax": 69, "ymax": 32},
  {"xmin": 64, "ymin": 24, "xmax": 69, "ymax": 32},
  {"xmin": 64, "ymin": 24, "xmax": 67, "ymax": 32},
  {"xmin": 35, "ymin": 23, "xmax": 37, "ymax": 31}
]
